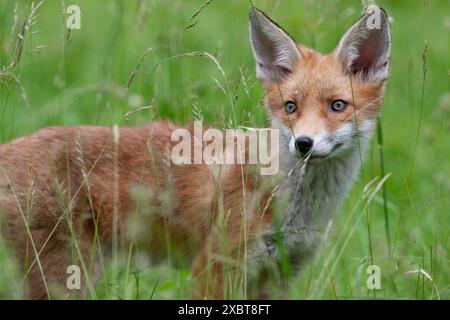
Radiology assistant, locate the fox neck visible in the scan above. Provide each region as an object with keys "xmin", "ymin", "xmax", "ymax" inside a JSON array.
[{"xmin": 275, "ymin": 119, "xmax": 375, "ymax": 256}]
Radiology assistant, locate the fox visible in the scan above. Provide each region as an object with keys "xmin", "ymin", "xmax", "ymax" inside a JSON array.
[{"xmin": 0, "ymin": 7, "xmax": 391, "ymax": 299}]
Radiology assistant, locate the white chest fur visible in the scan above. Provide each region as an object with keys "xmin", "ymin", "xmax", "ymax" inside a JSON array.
[{"xmin": 249, "ymin": 119, "xmax": 374, "ymax": 272}]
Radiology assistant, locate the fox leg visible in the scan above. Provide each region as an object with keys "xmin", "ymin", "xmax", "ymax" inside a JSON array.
[
  {"xmin": 191, "ymin": 242, "xmax": 226, "ymax": 299},
  {"xmin": 191, "ymin": 236, "xmax": 251, "ymax": 300},
  {"xmin": 22, "ymin": 229, "xmax": 97, "ymax": 300}
]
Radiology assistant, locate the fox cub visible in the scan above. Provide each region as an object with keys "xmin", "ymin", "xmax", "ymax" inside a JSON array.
[{"xmin": 0, "ymin": 7, "xmax": 390, "ymax": 299}]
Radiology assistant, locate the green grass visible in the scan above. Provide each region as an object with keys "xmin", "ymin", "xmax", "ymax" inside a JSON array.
[{"xmin": 0, "ymin": 0, "xmax": 449, "ymax": 299}]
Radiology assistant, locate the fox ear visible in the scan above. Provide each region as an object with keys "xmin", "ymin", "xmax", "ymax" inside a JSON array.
[
  {"xmin": 336, "ymin": 6, "xmax": 391, "ymax": 83},
  {"xmin": 249, "ymin": 8, "xmax": 300, "ymax": 84}
]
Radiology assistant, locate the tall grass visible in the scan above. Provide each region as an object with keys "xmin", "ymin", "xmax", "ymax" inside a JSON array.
[{"xmin": 0, "ymin": 0, "xmax": 448, "ymax": 299}]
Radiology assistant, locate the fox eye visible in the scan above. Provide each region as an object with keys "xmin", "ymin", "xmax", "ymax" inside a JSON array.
[
  {"xmin": 331, "ymin": 100, "xmax": 348, "ymax": 112},
  {"xmin": 284, "ymin": 101, "xmax": 297, "ymax": 114}
]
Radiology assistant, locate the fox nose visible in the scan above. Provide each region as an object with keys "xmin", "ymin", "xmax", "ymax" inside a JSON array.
[{"xmin": 295, "ymin": 136, "xmax": 313, "ymax": 155}]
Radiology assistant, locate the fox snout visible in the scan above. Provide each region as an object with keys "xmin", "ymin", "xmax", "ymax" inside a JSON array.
[
  {"xmin": 289, "ymin": 132, "xmax": 333, "ymax": 159},
  {"xmin": 287, "ymin": 122, "xmax": 357, "ymax": 161}
]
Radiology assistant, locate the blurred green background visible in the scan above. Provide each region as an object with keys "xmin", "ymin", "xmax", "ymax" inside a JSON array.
[{"xmin": 0, "ymin": 0, "xmax": 449, "ymax": 299}]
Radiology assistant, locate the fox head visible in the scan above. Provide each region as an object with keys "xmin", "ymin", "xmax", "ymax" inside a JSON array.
[{"xmin": 249, "ymin": 7, "xmax": 391, "ymax": 162}]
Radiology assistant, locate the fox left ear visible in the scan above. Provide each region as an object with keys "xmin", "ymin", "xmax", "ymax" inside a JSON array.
[
  {"xmin": 249, "ymin": 7, "xmax": 301, "ymax": 85},
  {"xmin": 336, "ymin": 6, "xmax": 391, "ymax": 83}
]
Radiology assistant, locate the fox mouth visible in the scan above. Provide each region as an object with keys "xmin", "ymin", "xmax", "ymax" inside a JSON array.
[{"xmin": 304, "ymin": 143, "xmax": 344, "ymax": 162}]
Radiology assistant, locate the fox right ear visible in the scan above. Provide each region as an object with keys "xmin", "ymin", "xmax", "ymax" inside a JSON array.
[
  {"xmin": 336, "ymin": 6, "xmax": 391, "ymax": 83},
  {"xmin": 249, "ymin": 8, "xmax": 300, "ymax": 85}
]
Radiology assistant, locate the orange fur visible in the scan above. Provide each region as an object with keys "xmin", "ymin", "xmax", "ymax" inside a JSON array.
[
  {"xmin": 265, "ymin": 47, "xmax": 383, "ymax": 135},
  {"xmin": 0, "ymin": 124, "xmax": 274, "ymax": 299}
]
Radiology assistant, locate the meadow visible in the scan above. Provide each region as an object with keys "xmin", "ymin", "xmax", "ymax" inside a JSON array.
[{"xmin": 0, "ymin": 0, "xmax": 448, "ymax": 299}]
